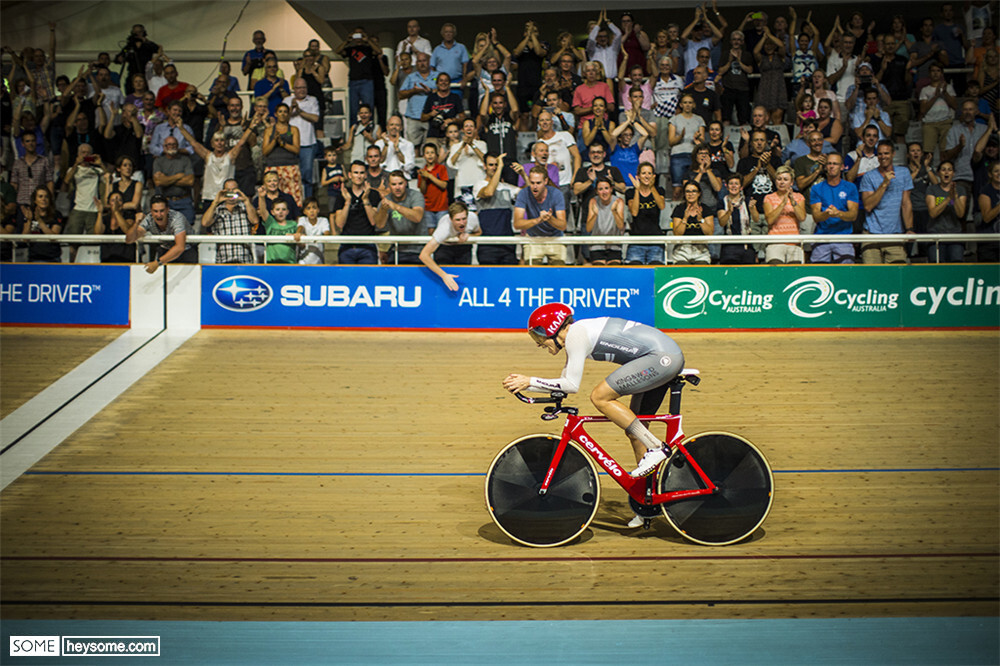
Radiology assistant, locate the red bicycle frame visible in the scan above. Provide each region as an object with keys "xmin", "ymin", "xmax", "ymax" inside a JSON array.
[{"xmin": 539, "ymin": 413, "xmax": 719, "ymax": 506}]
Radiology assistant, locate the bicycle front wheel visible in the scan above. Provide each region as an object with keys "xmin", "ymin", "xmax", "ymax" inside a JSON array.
[
  {"xmin": 485, "ymin": 435, "xmax": 601, "ymax": 548},
  {"xmin": 658, "ymin": 431, "xmax": 773, "ymax": 546}
]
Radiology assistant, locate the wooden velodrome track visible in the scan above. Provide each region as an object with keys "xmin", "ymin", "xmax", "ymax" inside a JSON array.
[{"xmin": 1, "ymin": 326, "xmax": 997, "ymax": 621}]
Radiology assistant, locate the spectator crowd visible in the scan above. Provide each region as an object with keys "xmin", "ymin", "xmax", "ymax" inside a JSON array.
[{"xmin": 1, "ymin": 3, "xmax": 998, "ymax": 274}]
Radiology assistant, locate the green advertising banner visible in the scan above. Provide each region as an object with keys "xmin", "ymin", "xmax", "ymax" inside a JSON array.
[{"xmin": 654, "ymin": 265, "xmax": 1000, "ymax": 329}]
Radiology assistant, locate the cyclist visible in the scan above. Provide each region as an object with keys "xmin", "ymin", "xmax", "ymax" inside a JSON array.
[{"xmin": 503, "ymin": 302, "xmax": 685, "ymax": 484}]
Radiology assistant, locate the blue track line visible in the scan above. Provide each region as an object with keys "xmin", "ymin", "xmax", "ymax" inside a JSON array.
[{"xmin": 21, "ymin": 467, "xmax": 1000, "ymax": 477}]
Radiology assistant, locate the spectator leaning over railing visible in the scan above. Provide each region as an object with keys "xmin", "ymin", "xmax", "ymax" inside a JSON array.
[
  {"xmin": 127, "ymin": 194, "xmax": 197, "ymax": 272},
  {"xmin": 859, "ymin": 140, "xmax": 915, "ymax": 264},
  {"xmin": 419, "ymin": 200, "xmax": 481, "ymax": 290},
  {"xmin": 201, "ymin": 179, "xmax": 258, "ymax": 265}
]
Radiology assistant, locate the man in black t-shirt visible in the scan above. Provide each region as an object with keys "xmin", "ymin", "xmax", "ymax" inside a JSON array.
[
  {"xmin": 421, "ymin": 72, "xmax": 465, "ymax": 140},
  {"xmin": 480, "ymin": 92, "xmax": 519, "ymax": 185},
  {"xmin": 332, "ymin": 161, "xmax": 387, "ymax": 264},
  {"xmin": 339, "ymin": 27, "xmax": 382, "ymax": 128},
  {"xmin": 736, "ymin": 129, "xmax": 781, "ymax": 214}
]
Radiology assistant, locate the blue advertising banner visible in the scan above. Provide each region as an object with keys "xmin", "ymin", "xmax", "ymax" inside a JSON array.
[
  {"xmin": 0, "ymin": 264, "xmax": 130, "ymax": 326},
  {"xmin": 201, "ymin": 266, "xmax": 656, "ymax": 329}
]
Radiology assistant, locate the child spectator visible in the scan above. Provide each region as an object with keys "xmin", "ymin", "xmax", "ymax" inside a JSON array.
[
  {"xmin": 296, "ymin": 197, "xmax": 331, "ymax": 264},
  {"xmin": 418, "ymin": 143, "xmax": 449, "ymax": 232},
  {"xmin": 255, "ymin": 196, "xmax": 299, "ymax": 264}
]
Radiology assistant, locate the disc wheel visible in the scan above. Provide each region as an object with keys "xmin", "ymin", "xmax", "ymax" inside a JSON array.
[
  {"xmin": 485, "ymin": 435, "xmax": 601, "ymax": 547},
  {"xmin": 658, "ymin": 432, "xmax": 773, "ymax": 546}
]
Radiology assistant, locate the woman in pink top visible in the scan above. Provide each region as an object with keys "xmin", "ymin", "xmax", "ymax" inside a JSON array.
[{"xmin": 763, "ymin": 165, "xmax": 806, "ymax": 264}]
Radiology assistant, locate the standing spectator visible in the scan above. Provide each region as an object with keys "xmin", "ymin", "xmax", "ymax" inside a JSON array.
[
  {"xmin": 178, "ymin": 121, "xmax": 257, "ymax": 213},
  {"xmin": 738, "ymin": 129, "xmax": 782, "ymax": 216},
  {"xmin": 18, "ymin": 186, "xmax": 63, "ymax": 262},
  {"xmin": 849, "ymin": 88, "xmax": 893, "ymax": 142},
  {"xmin": 514, "ymin": 166, "xmax": 568, "ymax": 265},
  {"xmin": 813, "ymin": 98, "xmax": 844, "ymax": 150},
  {"xmin": 417, "ymin": 143, "xmax": 449, "ymax": 232},
  {"xmin": 95, "ymin": 192, "xmax": 136, "ymax": 263},
  {"xmin": 859, "ymin": 140, "xmax": 915, "ymax": 263},
  {"xmin": 201, "ymin": 179, "xmax": 258, "ymax": 264},
  {"xmin": 910, "ymin": 18, "xmax": 948, "ymax": 88},
  {"xmin": 10, "ymin": 133, "xmax": 53, "ymax": 206},
  {"xmin": 791, "ymin": 30, "xmax": 823, "ymax": 91},
  {"xmin": 378, "ymin": 170, "xmax": 425, "ymax": 264},
  {"xmin": 116, "ymin": 24, "xmax": 160, "ymax": 94},
  {"xmin": 149, "ymin": 101, "xmax": 193, "ymax": 157},
  {"xmin": 447, "ymin": 118, "xmax": 487, "ymax": 207},
  {"xmin": 253, "ymin": 171, "xmax": 299, "ymax": 220},
  {"xmin": 618, "ymin": 12, "xmax": 651, "ymax": 75},
  {"xmin": 421, "ymin": 73, "xmax": 465, "ymax": 145},
  {"xmin": 932, "ymin": 3, "xmax": 968, "ymax": 77},
  {"xmin": 647, "ymin": 26, "xmax": 682, "ymax": 77},
  {"xmin": 684, "ymin": 66, "xmax": 721, "ymax": 125},
  {"xmin": 333, "ymin": 161, "xmax": 387, "ymax": 264},
  {"xmin": 514, "ymin": 141, "xmax": 560, "ymax": 188},
  {"xmin": 399, "ymin": 52, "xmax": 436, "ymax": 149},
  {"xmin": 668, "ymin": 94, "xmax": 705, "ymax": 199},
  {"xmin": 152, "ymin": 135, "xmax": 195, "ymax": 225},
  {"xmin": 793, "ymin": 131, "xmax": 829, "ymax": 215},
  {"xmin": 671, "ymin": 180, "xmax": 714, "ymax": 264},
  {"xmin": 397, "ymin": 19, "xmax": 432, "ymax": 58},
  {"xmin": 706, "ymin": 120, "xmax": 735, "ymax": 172},
  {"xmin": 293, "ymin": 51, "xmax": 328, "ymax": 144},
  {"xmin": 609, "ymin": 125, "xmax": 647, "ymax": 184},
  {"xmin": 219, "ymin": 61, "xmax": 240, "ymax": 93},
  {"xmin": 536, "ymin": 110, "xmax": 581, "ymax": 206},
  {"xmin": 390, "ymin": 52, "xmax": 414, "ymax": 118},
  {"xmin": 253, "ymin": 59, "xmax": 290, "ymax": 118},
  {"xmin": 874, "ymin": 35, "xmax": 913, "ymax": 143},
  {"xmin": 343, "ymin": 103, "xmax": 381, "ymax": 164},
  {"xmin": 154, "ymin": 64, "xmax": 191, "ymax": 110},
  {"xmin": 810, "ymin": 153, "xmax": 860, "ymax": 263},
  {"xmin": 431, "ymin": 23, "xmax": 470, "ymax": 83},
  {"xmin": 763, "ymin": 166, "xmax": 807, "ymax": 264},
  {"xmin": 684, "ymin": 144, "xmax": 722, "ymax": 211},
  {"xmin": 586, "ymin": 10, "xmax": 623, "ymax": 84},
  {"xmin": 716, "ymin": 30, "xmax": 754, "ymax": 126},
  {"xmin": 376, "ymin": 115, "xmax": 416, "ymax": 180},
  {"xmin": 262, "ymin": 103, "xmax": 303, "ymax": 209},
  {"xmin": 845, "ymin": 125, "xmax": 882, "ymax": 189},
  {"xmin": 254, "ymin": 195, "xmax": 299, "ymax": 264},
  {"xmin": 63, "ymin": 143, "xmax": 105, "ymax": 256},
  {"xmin": 943, "ymin": 100, "xmax": 989, "ymax": 191},
  {"xmin": 826, "ymin": 33, "xmax": 859, "ymax": 103},
  {"xmin": 977, "ymin": 161, "xmax": 1000, "ymax": 261},
  {"xmin": 573, "ymin": 143, "xmax": 626, "ymax": 213},
  {"xmin": 216, "ymin": 96, "xmax": 258, "ymax": 198},
  {"xmin": 479, "ymin": 92, "xmax": 519, "ymax": 185},
  {"xmin": 906, "ymin": 142, "xmax": 938, "ymax": 240},
  {"xmin": 754, "ymin": 29, "xmax": 789, "ymax": 125},
  {"xmin": 717, "ymin": 172, "xmax": 759, "ymax": 264},
  {"xmin": 101, "ymin": 155, "xmax": 143, "ymax": 213},
  {"xmin": 585, "ymin": 179, "xmax": 625, "ymax": 264},
  {"xmin": 680, "ymin": 7, "xmax": 723, "ymax": 74},
  {"xmin": 363, "ymin": 145, "xmax": 388, "ymax": 191},
  {"xmin": 572, "ymin": 61, "xmax": 615, "ymax": 123},
  {"xmin": 282, "ymin": 79, "xmax": 320, "ymax": 198},
  {"xmin": 624, "ymin": 162, "xmax": 666, "ymax": 265},
  {"xmin": 512, "ymin": 22, "xmax": 548, "ymax": 130},
  {"xmin": 242, "ymin": 31, "xmax": 277, "ymax": 88},
  {"xmin": 925, "ymin": 160, "xmax": 968, "ymax": 262},
  {"xmin": 320, "ymin": 144, "xmax": 345, "ymax": 206},
  {"xmin": 579, "ymin": 97, "xmax": 616, "ymax": 153},
  {"xmin": 90, "ymin": 67, "xmax": 124, "ymax": 123},
  {"xmin": 737, "ymin": 105, "xmax": 782, "ymax": 159},
  {"xmin": 474, "ymin": 152, "xmax": 519, "ymax": 265},
  {"xmin": 369, "ymin": 36, "xmax": 391, "ymax": 133},
  {"xmin": 126, "ymin": 195, "xmax": 197, "ymax": 272},
  {"xmin": 101, "ymin": 101, "xmax": 142, "ymax": 168}
]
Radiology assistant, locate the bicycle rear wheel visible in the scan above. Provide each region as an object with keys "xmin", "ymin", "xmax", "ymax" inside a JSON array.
[
  {"xmin": 485, "ymin": 435, "xmax": 601, "ymax": 548},
  {"xmin": 658, "ymin": 431, "xmax": 773, "ymax": 546}
]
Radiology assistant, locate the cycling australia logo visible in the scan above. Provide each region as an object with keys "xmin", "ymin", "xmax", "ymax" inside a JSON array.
[
  {"xmin": 784, "ymin": 275, "xmax": 898, "ymax": 318},
  {"xmin": 657, "ymin": 277, "xmax": 710, "ymax": 319},
  {"xmin": 658, "ymin": 276, "xmax": 772, "ymax": 319},
  {"xmin": 783, "ymin": 276, "xmax": 835, "ymax": 318},
  {"xmin": 212, "ymin": 275, "xmax": 273, "ymax": 312}
]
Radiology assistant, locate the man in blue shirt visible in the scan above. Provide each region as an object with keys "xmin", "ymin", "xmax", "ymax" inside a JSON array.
[
  {"xmin": 514, "ymin": 166, "xmax": 567, "ymax": 265},
  {"xmin": 430, "ymin": 23, "xmax": 469, "ymax": 82},
  {"xmin": 399, "ymin": 52, "xmax": 436, "ymax": 151},
  {"xmin": 859, "ymin": 140, "xmax": 915, "ymax": 264},
  {"xmin": 241, "ymin": 31, "xmax": 276, "ymax": 88},
  {"xmin": 810, "ymin": 153, "xmax": 859, "ymax": 263}
]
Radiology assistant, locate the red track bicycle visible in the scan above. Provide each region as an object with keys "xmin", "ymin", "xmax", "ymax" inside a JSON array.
[{"xmin": 485, "ymin": 370, "xmax": 774, "ymax": 547}]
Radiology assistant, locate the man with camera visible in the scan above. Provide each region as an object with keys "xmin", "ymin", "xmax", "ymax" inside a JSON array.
[
  {"xmin": 420, "ymin": 72, "xmax": 465, "ymax": 143},
  {"xmin": 201, "ymin": 179, "xmax": 258, "ymax": 264},
  {"xmin": 115, "ymin": 24, "xmax": 159, "ymax": 94},
  {"xmin": 242, "ymin": 31, "xmax": 277, "ymax": 90},
  {"xmin": 338, "ymin": 27, "xmax": 382, "ymax": 125}
]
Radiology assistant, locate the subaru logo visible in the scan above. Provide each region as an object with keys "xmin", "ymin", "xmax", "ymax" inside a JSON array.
[{"xmin": 212, "ymin": 275, "xmax": 273, "ymax": 312}]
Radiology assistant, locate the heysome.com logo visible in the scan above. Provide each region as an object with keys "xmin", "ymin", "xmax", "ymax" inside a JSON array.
[{"xmin": 212, "ymin": 276, "xmax": 273, "ymax": 312}]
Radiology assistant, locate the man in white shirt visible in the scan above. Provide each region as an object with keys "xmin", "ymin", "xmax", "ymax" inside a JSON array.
[
  {"xmin": 535, "ymin": 110, "xmax": 581, "ymax": 215},
  {"xmin": 396, "ymin": 19, "xmax": 433, "ymax": 58},
  {"xmin": 282, "ymin": 79, "xmax": 320, "ymax": 197},
  {"xmin": 586, "ymin": 15, "xmax": 622, "ymax": 83},
  {"xmin": 376, "ymin": 115, "xmax": 416, "ymax": 180},
  {"xmin": 826, "ymin": 34, "xmax": 858, "ymax": 104}
]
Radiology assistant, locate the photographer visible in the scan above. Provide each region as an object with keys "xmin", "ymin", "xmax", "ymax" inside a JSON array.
[
  {"xmin": 338, "ymin": 26, "xmax": 381, "ymax": 125},
  {"xmin": 115, "ymin": 24, "xmax": 159, "ymax": 94},
  {"xmin": 420, "ymin": 73, "xmax": 465, "ymax": 143},
  {"xmin": 242, "ymin": 30, "xmax": 277, "ymax": 89}
]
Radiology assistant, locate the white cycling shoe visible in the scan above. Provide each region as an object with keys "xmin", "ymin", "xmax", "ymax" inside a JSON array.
[
  {"xmin": 626, "ymin": 514, "xmax": 645, "ymax": 529},
  {"xmin": 630, "ymin": 447, "xmax": 668, "ymax": 477}
]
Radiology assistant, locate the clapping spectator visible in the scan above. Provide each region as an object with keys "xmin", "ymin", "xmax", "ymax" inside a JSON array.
[
  {"xmin": 925, "ymin": 160, "xmax": 969, "ymax": 262},
  {"xmin": 512, "ymin": 21, "xmax": 548, "ymax": 130},
  {"xmin": 262, "ymin": 104, "xmax": 303, "ymax": 209},
  {"xmin": 253, "ymin": 58, "xmax": 290, "ymax": 117},
  {"xmin": 754, "ymin": 27, "xmax": 788, "ymax": 124},
  {"xmin": 668, "ymin": 94, "xmax": 705, "ymax": 199},
  {"xmin": 580, "ymin": 96, "xmax": 616, "ymax": 153},
  {"xmin": 242, "ymin": 30, "xmax": 277, "ymax": 89},
  {"xmin": 447, "ymin": 118, "xmax": 487, "ymax": 207},
  {"xmin": 618, "ymin": 12, "xmax": 651, "ymax": 76},
  {"xmin": 763, "ymin": 166, "xmax": 807, "ymax": 264},
  {"xmin": 376, "ymin": 115, "xmax": 416, "ymax": 180},
  {"xmin": 343, "ymin": 103, "xmax": 381, "ymax": 163},
  {"xmin": 397, "ymin": 19, "xmax": 432, "ymax": 59},
  {"xmin": 716, "ymin": 30, "xmax": 754, "ymax": 126},
  {"xmin": 18, "ymin": 186, "xmax": 63, "ymax": 262},
  {"xmin": 671, "ymin": 180, "xmax": 714, "ymax": 264},
  {"xmin": 624, "ymin": 162, "xmax": 666, "ymax": 265},
  {"xmin": 586, "ymin": 9, "xmax": 623, "ymax": 84},
  {"xmin": 282, "ymin": 79, "xmax": 321, "ymax": 198}
]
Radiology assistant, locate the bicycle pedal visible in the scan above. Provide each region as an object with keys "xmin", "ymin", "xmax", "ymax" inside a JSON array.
[{"xmin": 642, "ymin": 519, "xmax": 652, "ymax": 530}]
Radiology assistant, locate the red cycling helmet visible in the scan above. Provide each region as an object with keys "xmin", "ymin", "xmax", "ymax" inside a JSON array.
[{"xmin": 528, "ymin": 302, "xmax": 574, "ymax": 344}]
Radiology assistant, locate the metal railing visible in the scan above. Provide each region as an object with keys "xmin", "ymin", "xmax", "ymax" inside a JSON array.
[{"xmin": 2, "ymin": 233, "xmax": 996, "ymax": 265}]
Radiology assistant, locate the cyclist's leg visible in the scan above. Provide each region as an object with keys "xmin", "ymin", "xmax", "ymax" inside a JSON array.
[{"xmin": 590, "ymin": 380, "xmax": 647, "ymax": 464}]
